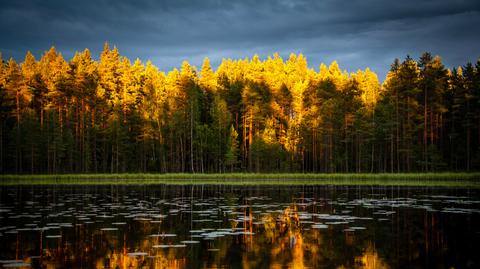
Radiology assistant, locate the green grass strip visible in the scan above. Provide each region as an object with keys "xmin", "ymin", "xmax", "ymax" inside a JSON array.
[{"xmin": 0, "ymin": 173, "xmax": 479, "ymax": 187}]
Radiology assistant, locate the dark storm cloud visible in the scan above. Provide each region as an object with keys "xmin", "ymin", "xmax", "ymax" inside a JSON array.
[{"xmin": 1, "ymin": 0, "xmax": 479, "ymax": 79}]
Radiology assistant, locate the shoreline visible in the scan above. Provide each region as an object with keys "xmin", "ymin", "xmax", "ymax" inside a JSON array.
[{"xmin": 0, "ymin": 173, "xmax": 479, "ymax": 187}]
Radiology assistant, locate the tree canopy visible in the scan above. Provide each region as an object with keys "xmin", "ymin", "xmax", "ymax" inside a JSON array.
[{"xmin": 0, "ymin": 46, "xmax": 479, "ymax": 173}]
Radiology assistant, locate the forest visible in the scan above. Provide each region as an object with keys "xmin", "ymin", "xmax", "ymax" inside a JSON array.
[{"xmin": 0, "ymin": 44, "xmax": 479, "ymax": 173}]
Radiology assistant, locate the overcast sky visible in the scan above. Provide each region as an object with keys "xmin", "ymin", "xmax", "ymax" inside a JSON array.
[{"xmin": 1, "ymin": 0, "xmax": 479, "ymax": 80}]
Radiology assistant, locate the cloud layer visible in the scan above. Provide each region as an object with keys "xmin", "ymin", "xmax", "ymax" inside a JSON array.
[{"xmin": 1, "ymin": 0, "xmax": 479, "ymax": 79}]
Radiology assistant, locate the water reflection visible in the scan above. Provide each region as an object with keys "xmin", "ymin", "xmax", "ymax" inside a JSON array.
[{"xmin": 0, "ymin": 185, "xmax": 479, "ymax": 268}]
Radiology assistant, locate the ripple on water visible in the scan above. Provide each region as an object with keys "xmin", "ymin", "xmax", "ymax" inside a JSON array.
[
  {"xmin": 127, "ymin": 252, "xmax": 148, "ymax": 257},
  {"xmin": 3, "ymin": 262, "xmax": 31, "ymax": 268},
  {"xmin": 312, "ymin": 224, "xmax": 328, "ymax": 229}
]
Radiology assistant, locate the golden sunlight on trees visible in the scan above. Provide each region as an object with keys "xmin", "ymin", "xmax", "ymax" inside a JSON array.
[{"xmin": 0, "ymin": 45, "xmax": 479, "ymax": 173}]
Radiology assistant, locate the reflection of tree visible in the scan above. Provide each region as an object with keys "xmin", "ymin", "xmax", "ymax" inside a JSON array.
[
  {"xmin": 240, "ymin": 205, "xmax": 321, "ymax": 269},
  {"xmin": 94, "ymin": 250, "xmax": 187, "ymax": 269},
  {"xmin": 249, "ymin": 203, "xmax": 390, "ymax": 269},
  {"xmin": 353, "ymin": 243, "xmax": 389, "ymax": 269}
]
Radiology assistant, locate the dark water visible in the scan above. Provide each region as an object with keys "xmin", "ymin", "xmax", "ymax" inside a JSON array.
[{"xmin": 0, "ymin": 185, "xmax": 479, "ymax": 269}]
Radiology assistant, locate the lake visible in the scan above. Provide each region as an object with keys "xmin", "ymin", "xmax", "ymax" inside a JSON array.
[{"xmin": 0, "ymin": 185, "xmax": 479, "ymax": 268}]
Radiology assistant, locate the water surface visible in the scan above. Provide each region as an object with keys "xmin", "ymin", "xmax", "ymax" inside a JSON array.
[{"xmin": 0, "ymin": 185, "xmax": 479, "ymax": 268}]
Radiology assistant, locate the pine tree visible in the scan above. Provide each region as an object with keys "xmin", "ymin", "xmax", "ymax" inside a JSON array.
[{"xmin": 225, "ymin": 125, "xmax": 239, "ymax": 171}]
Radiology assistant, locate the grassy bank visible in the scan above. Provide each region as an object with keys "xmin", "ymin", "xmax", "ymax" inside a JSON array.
[{"xmin": 0, "ymin": 173, "xmax": 479, "ymax": 187}]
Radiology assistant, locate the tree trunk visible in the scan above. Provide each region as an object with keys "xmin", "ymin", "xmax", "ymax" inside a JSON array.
[
  {"xmin": 0, "ymin": 124, "xmax": 2, "ymax": 172},
  {"xmin": 466, "ymin": 99, "xmax": 471, "ymax": 171},
  {"xmin": 248, "ymin": 110, "xmax": 253, "ymax": 171},
  {"xmin": 190, "ymin": 103, "xmax": 195, "ymax": 173},
  {"xmin": 31, "ymin": 143, "xmax": 34, "ymax": 174},
  {"xmin": 329, "ymin": 127, "xmax": 333, "ymax": 173},
  {"xmin": 390, "ymin": 132, "xmax": 394, "ymax": 173},
  {"xmin": 344, "ymin": 116, "xmax": 348, "ymax": 172},
  {"xmin": 242, "ymin": 111, "xmax": 247, "ymax": 169},
  {"xmin": 424, "ymin": 88, "xmax": 428, "ymax": 171},
  {"xmin": 467, "ymin": 127, "xmax": 471, "ymax": 171},
  {"xmin": 395, "ymin": 90, "xmax": 400, "ymax": 173},
  {"xmin": 406, "ymin": 96, "xmax": 410, "ymax": 172},
  {"xmin": 16, "ymin": 89, "xmax": 21, "ymax": 173}
]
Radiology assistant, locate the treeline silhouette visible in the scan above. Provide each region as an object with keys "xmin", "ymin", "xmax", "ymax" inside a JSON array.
[{"xmin": 0, "ymin": 44, "xmax": 479, "ymax": 173}]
